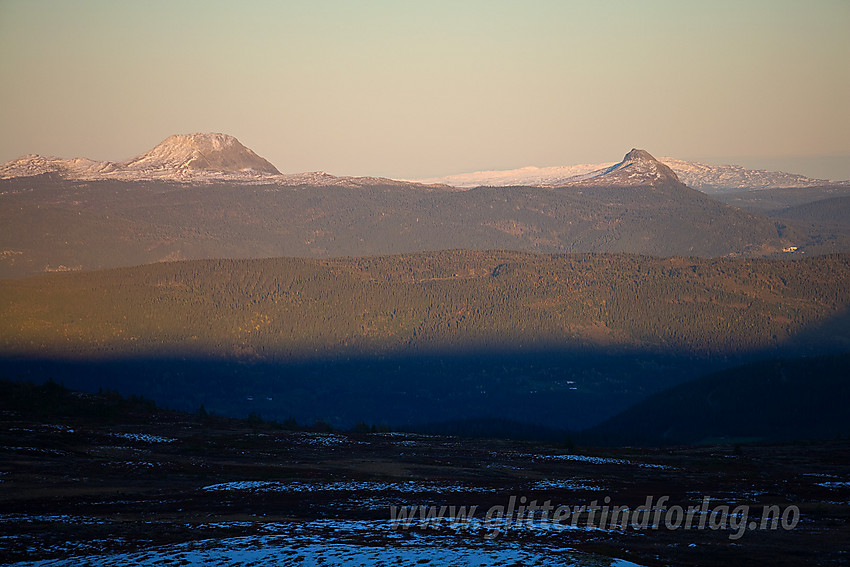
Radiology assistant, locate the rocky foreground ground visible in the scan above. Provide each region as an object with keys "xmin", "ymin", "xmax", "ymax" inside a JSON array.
[{"xmin": 1, "ymin": 385, "xmax": 848, "ymax": 566}]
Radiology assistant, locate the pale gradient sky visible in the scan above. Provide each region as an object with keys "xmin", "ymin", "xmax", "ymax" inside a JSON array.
[{"xmin": 1, "ymin": 0, "xmax": 848, "ymax": 180}]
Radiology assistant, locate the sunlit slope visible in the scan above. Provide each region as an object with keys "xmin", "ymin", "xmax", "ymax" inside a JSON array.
[{"xmin": 2, "ymin": 251, "xmax": 848, "ymax": 360}]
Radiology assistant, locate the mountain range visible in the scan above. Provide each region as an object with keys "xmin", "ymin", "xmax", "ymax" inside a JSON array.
[
  {"xmin": 416, "ymin": 155, "xmax": 846, "ymax": 193},
  {"xmin": 0, "ymin": 133, "xmax": 281, "ymax": 182},
  {"xmin": 0, "ymin": 133, "xmax": 431, "ymax": 188},
  {"xmin": 2, "ymin": 133, "xmax": 845, "ymax": 192},
  {"xmin": 3, "ymin": 133, "xmax": 840, "ymax": 278}
]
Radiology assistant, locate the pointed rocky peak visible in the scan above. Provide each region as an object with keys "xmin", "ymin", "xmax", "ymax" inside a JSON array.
[
  {"xmin": 593, "ymin": 148, "xmax": 681, "ymax": 185},
  {"xmin": 123, "ymin": 133, "xmax": 281, "ymax": 175},
  {"xmin": 622, "ymin": 148, "xmax": 658, "ymax": 164}
]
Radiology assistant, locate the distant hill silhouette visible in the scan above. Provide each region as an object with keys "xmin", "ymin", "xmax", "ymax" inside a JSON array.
[{"xmin": 585, "ymin": 353, "xmax": 850, "ymax": 445}]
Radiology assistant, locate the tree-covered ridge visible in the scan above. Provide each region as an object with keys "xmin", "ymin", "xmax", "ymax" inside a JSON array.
[{"xmin": 1, "ymin": 251, "xmax": 848, "ymax": 360}]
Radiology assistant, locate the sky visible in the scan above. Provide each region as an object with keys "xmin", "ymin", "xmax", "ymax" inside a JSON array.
[{"xmin": 1, "ymin": 0, "xmax": 848, "ymax": 180}]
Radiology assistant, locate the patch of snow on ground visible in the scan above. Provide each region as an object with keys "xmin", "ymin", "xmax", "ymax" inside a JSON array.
[
  {"xmin": 529, "ymin": 479, "xmax": 605, "ymax": 491},
  {"xmin": 287, "ymin": 432, "xmax": 354, "ymax": 447},
  {"xmin": 0, "ymin": 514, "xmax": 106, "ymax": 525},
  {"xmin": 8, "ymin": 519, "xmax": 647, "ymax": 567},
  {"xmin": 537, "ymin": 454, "xmax": 668, "ymax": 469},
  {"xmin": 201, "ymin": 480, "xmax": 495, "ymax": 493},
  {"xmin": 109, "ymin": 433, "xmax": 176, "ymax": 444}
]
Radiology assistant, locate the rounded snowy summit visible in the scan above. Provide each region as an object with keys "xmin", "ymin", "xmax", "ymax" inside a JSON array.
[{"xmin": 123, "ymin": 133, "xmax": 280, "ymax": 175}]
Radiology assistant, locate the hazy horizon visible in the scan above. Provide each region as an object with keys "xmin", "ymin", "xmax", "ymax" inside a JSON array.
[{"xmin": 1, "ymin": 0, "xmax": 848, "ymax": 180}]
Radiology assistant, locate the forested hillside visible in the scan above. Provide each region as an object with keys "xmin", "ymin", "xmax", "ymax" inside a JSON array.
[
  {"xmin": 2, "ymin": 251, "xmax": 849, "ymax": 359},
  {"xmin": 2, "ymin": 251, "xmax": 848, "ymax": 429}
]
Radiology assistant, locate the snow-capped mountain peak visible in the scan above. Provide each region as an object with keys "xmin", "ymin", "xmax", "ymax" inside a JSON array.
[
  {"xmin": 590, "ymin": 148, "xmax": 680, "ymax": 185},
  {"xmin": 414, "ymin": 149, "xmax": 680, "ymax": 189},
  {"xmin": 0, "ymin": 133, "xmax": 282, "ymax": 183},
  {"xmin": 122, "ymin": 133, "xmax": 280, "ymax": 175},
  {"xmin": 0, "ymin": 134, "xmax": 441, "ymax": 189}
]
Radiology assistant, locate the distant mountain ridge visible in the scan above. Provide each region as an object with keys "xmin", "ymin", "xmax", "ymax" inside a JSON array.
[
  {"xmin": 658, "ymin": 157, "xmax": 844, "ymax": 193},
  {"xmin": 0, "ymin": 133, "xmax": 426, "ymax": 188},
  {"xmin": 0, "ymin": 147, "xmax": 815, "ymax": 278},
  {"xmin": 0, "ymin": 133, "xmax": 279, "ymax": 183},
  {"xmin": 417, "ymin": 155, "xmax": 841, "ymax": 193},
  {"xmin": 1, "ymin": 133, "xmax": 842, "ymax": 192}
]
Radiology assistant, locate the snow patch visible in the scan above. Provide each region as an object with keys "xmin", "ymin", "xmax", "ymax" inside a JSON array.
[
  {"xmin": 109, "ymin": 433, "xmax": 176, "ymax": 444},
  {"xmin": 201, "ymin": 480, "xmax": 495, "ymax": 493},
  {"xmin": 816, "ymin": 481, "xmax": 850, "ymax": 489},
  {"xmin": 528, "ymin": 479, "xmax": 605, "ymax": 491},
  {"xmin": 536, "ymin": 454, "xmax": 669, "ymax": 469},
  {"xmin": 6, "ymin": 518, "xmax": 648, "ymax": 566}
]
